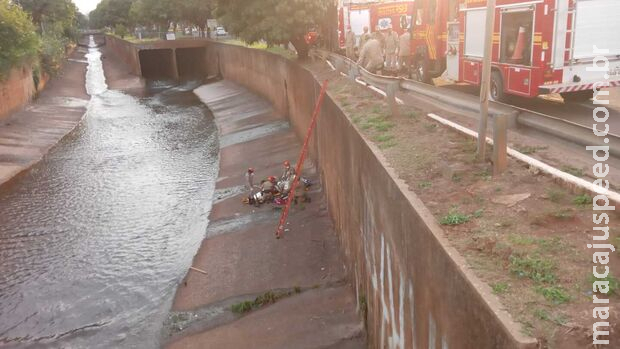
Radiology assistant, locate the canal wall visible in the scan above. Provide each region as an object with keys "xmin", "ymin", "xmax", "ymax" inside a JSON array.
[
  {"xmin": 108, "ymin": 38, "xmax": 537, "ymax": 348},
  {"xmin": 0, "ymin": 65, "xmax": 50, "ymax": 121}
]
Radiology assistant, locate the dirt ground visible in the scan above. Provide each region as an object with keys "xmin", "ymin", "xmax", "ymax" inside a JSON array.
[{"xmin": 306, "ymin": 63, "xmax": 620, "ymax": 348}]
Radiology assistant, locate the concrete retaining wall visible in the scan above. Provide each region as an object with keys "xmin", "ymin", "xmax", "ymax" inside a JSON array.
[
  {"xmin": 108, "ymin": 39, "xmax": 537, "ymax": 349},
  {"xmin": 0, "ymin": 65, "xmax": 50, "ymax": 121}
]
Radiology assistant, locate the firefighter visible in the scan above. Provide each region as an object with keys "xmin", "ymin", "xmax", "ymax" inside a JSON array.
[
  {"xmin": 280, "ymin": 160, "xmax": 296, "ymax": 183},
  {"xmin": 345, "ymin": 26, "xmax": 356, "ymax": 59},
  {"xmin": 398, "ymin": 30, "xmax": 412, "ymax": 74},
  {"xmin": 357, "ymin": 32, "xmax": 384, "ymax": 74},
  {"xmin": 245, "ymin": 167, "xmax": 256, "ymax": 190},
  {"xmin": 358, "ymin": 26, "xmax": 371, "ymax": 53},
  {"xmin": 383, "ymin": 26, "xmax": 399, "ymax": 71}
]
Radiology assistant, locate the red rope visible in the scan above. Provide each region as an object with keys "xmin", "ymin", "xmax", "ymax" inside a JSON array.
[{"xmin": 275, "ymin": 79, "xmax": 329, "ymax": 238}]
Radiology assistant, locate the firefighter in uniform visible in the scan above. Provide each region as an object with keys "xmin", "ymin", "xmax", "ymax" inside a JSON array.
[
  {"xmin": 383, "ymin": 26, "xmax": 399, "ymax": 71},
  {"xmin": 345, "ymin": 26, "xmax": 356, "ymax": 59},
  {"xmin": 357, "ymin": 32, "xmax": 384, "ymax": 74},
  {"xmin": 398, "ymin": 31, "xmax": 412, "ymax": 74}
]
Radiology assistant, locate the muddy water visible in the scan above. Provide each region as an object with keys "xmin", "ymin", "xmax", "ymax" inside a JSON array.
[{"xmin": 0, "ymin": 38, "xmax": 218, "ymax": 348}]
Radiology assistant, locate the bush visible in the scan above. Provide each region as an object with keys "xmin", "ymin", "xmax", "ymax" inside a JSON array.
[
  {"xmin": 115, "ymin": 24, "xmax": 129, "ymax": 39},
  {"xmin": 0, "ymin": 0, "xmax": 40, "ymax": 79},
  {"xmin": 40, "ymin": 34, "xmax": 67, "ymax": 76}
]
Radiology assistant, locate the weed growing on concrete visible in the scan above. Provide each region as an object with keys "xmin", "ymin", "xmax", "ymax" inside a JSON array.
[
  {"xmin": 573, "ymin": 194, "xmax": 592, "ymax": 206},
  {"xmin": 535, "ymin": 286, "xmax": 571, "ymax": 304},
  {"xmin": 451, "ymin": 173, "xmax": 462, "ymax": 183},
  {"xmin": 492, "ymin": 282, "xmax": 509, "ymax": 294},
  {"xmin": 440, "ymin": 209, "xmax": 470, "ymax": 225},
  {"xmin": 424, "ymin": 123, "xmax": 437, "ymax": 132},
  {"xmin": 230, "ymin": 290, "xmax": 295, "ymax": 314},
  {"xmin": 560, "ymin": 165, "xmax": 584, "ymax": 177}
]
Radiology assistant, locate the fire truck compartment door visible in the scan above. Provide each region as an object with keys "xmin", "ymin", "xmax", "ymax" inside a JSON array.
[
  {"xmin": 573, "ymin": 0, "xmax": 620, "ymax": 59},
  {"xmin": 507, "ymin": 67, "xmax": 532, "ymax": 96}
]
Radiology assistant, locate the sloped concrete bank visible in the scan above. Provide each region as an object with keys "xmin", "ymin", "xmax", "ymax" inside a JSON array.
[
  {"xmin": 106, "ymin": 38, "xmax": 539, "ymax": 348},
  {"xmin": 201, "ymin": 43, "xmax": 537, "ymax": 349}
]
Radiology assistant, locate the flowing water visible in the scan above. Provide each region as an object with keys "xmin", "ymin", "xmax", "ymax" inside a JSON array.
[{"xmin": 0, "ymin": 37, "xmax": 219, "ymax": 348}]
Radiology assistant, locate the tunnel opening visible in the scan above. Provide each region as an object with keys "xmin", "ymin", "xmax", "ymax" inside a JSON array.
[
  {"xmin": 175, "ymin": 48, "xmax": 207, "ymax": 78},
  {"xmin": 139, "ymin": 49, "xmax": 176, "ymax": 79}
]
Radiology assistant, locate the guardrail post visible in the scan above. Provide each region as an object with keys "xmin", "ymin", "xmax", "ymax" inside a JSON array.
[
  {"xmin": 493, "ymin": 114, "xmax": 508, "ymax": 175},
  {"xmin": 348, "ymin": 65, "xmax": 359, "ymax": 81},
  {"xmin": 335, "ymin": 58, "xmax": 346, "ymax": 75},
  {"xmin": 386, "ymin": 82, "xmax": 400, "ymax": 118}
]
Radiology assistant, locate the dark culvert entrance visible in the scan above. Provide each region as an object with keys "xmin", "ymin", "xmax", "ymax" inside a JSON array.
[
  {"xmin": 175, "ymin": 47, "xmax": 207, "ymax": 78},
  {"xmin": 139, "ymin": 49, "xmax": 176, "ymax": 79}
]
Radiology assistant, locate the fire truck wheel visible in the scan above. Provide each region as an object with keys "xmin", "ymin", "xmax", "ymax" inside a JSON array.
[
  {"xmin": 413, "ymin": 57, "xmax": 430, "ymax": 83},
  {"xmin": 561, "ymin": 91, "xmax": 592, "ymax": 103},
  {"xmin": 490, "ymin": 70, "xmax": 506, "ymax": 102}
]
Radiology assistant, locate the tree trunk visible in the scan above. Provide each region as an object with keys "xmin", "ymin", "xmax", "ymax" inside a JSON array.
[{"xmin": 290, "ymin": 35, "xmax": 309, "ymax": 59}]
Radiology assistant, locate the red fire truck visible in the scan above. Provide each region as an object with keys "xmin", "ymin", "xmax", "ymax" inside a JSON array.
[{"xmin": 444, "ymin": 0, "xmax": 620, "ymax": 101}]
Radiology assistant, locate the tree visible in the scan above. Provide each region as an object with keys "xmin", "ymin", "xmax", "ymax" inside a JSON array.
[
  {"xmin": 89, "ymin": 0, "xmax": 135, "ymax": 29},
  {"xmin": 16, "ymin": 0, "xmax": 76, "ymax": 34},
  {"xmin": 0, "ymin": 0, "xmax": 40, "ymax": 78},
  {"xmin": 215, "ymin": 0, "xmax": 330, "ymax": 58},
  {"xmin": 178, "ymin": 0, "xmax": 212, "ymax": 37}
]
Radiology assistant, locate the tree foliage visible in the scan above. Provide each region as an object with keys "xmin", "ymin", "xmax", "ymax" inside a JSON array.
[
  {"xmin": 215, "ymin": 0, "xmax": 330, "ymax": 57},
  {"xmin": 89, "ymin": 0, "xmax": 135, "ymax": 29},
  {"xmin": 0, "ymin": 0, "xmax": 40, "ymax": 78},
  {"xmin": 16, "ymin": 0, "xmax": 77, "ymax": 35}
]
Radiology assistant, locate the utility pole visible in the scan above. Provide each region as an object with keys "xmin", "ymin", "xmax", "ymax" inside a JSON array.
[{"xmin": 477, "ymin": 0, "xmax": 496, "ymax": 161}]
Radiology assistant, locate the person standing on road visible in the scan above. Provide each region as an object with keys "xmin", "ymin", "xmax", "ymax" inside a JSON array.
[
  {"xmin": 358, "ymin": 26, "xmax": 371, "ymax": 53},
  {"xmin": 398, "ymin": 30, "xmax": 412, "ymax": 73},
  {"xmin": 383, "ymin": 26, "xmax": 399, "ymax": 71},
  {"xmin": 357, "ymin": 32, "xmax": 384, "ymax": 74},
  {"xmin": 345, "ymin": 26, "xmax": 356, "ymax": 59}
]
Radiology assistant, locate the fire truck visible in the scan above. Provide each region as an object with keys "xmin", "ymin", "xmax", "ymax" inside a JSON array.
[{"xmin": 444, "ymin": 0, "xmax": 620, "ymax": 102}]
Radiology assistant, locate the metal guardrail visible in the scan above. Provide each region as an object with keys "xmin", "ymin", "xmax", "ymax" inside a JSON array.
[{"xmin": 313, "ymin": 49, "xmax": 620, "ymax": 158}]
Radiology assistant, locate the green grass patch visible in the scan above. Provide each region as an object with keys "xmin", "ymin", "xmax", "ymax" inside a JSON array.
[
  {"xmin": 440, "ymin": 208, "xmax": 471, "ymax": 226},
  {"xmin": 546, "ymin": 188, "xmax": 564, "ymax": 203},
  {"xmin": 509, "ymin": 254, "xmax": 557, "ymax": 284},
  {"xmin": 231, "ymin": 290, "xmax": 295, "ymax": 314},
  {"xmin": 418, "ymin": 181, "xmax": 432, "ymax": 189},
  {"xmin": 552, "ymin": 209, "xmax": 574, "ymax": 220},
  {"xmin": 573, "ymin": 194, "xmax": 592, "ymax": 206},
  {"xmin": 492, "ymin": 282, "xmax": 509, "ymax": 294},
  {"xmin": 536, "ymin": 286, "xmax": 571, "ymax": 304},
  {"xmin": 375, "ymin": 134, "xmax": 394, "ymax": 143},
  {"xmin": 589, "ymin": 274, "xmax": 620, "ymax": 296}
]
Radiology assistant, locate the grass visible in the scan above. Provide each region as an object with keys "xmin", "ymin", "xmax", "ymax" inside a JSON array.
[
  {"xmin": 440, "ymin": 208, "xmax": 471, "ymax": 226},
  {"xmin": 546, "ymin": 188, "xmax": 564, "ymax": 203},
  {"xmin": 418, "ymin": 181, "xmax": 432, "ymax": 189},
  {"xmin": 588, "ymin": 274, "xmax": 620, "ymax": 296},
  {"xmin": 516, "ymin": 145, "xmax": 548, "ymax": 155},
  {"xmin": 509, "ymin": 254, "xmax": 557, "ymax": 284},
  {"xmin": 536, "ymin": 286, "xmax": 571, "ymax": 304},
  {"xmin": 552, "ymin": 209, "xmax": 574, "ymax": 220},
  {"xmin": 561, "ymin": 165, "xmax": 584, "ymax": 177},
  {"xmin": 573, "ymin": 194, "xmax": 592, "ymax": 206},
  {"xmin": 492, "ymin": 282, "xmax": 509, "ymax": 294},
  {"xmin": 231, "ymin": 290, "xmax": 296, "ymax": 314}
]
